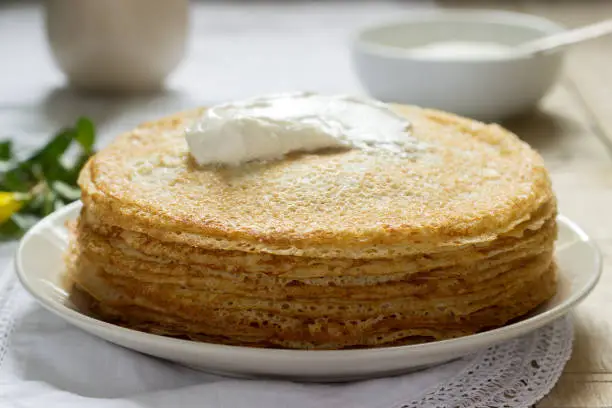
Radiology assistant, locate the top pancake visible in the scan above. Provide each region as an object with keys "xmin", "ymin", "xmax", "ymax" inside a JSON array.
[{"xmin": 79, "ymin": 105, "xmax": 553, "ymax": 258}]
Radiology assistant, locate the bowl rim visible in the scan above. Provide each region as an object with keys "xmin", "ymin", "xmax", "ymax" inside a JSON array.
[{"xmin": 352, "ymin": 9, "xmax": 566, "ymax": 62}]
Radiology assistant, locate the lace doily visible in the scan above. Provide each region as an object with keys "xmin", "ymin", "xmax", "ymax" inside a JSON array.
[
  {"xmin": 0, "ymin": 266, "xmax": 573, "ymax": 408},
  {"xmin": 406, "ymin": 316, "xmax": 573, "ymax": 408}
]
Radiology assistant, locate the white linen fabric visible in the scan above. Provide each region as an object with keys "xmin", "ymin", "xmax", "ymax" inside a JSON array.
[{"xmin": 0, "ymin": 265, "xmax": 572, "ymax": 408}]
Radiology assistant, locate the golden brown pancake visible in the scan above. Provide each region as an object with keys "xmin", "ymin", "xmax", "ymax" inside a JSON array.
[
  {"xmin": 66, "ymin": 104, "xmax": 557, "ymax": 349},
  {"xmin": 78, "ymin": 105, "xmax": 553, "ymax": 258}
]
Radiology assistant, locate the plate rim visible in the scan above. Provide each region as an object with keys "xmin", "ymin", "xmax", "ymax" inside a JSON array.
[{"xmin": 15, "ymin": 201, "xmax": 603, "ymax": 361}]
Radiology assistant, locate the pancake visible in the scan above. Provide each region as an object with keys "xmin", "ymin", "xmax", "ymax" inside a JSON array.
[
  {"xmin": 77, "ymin": 215, "xmax": 556, "ymax": 282},
  {"xmin": 78, "ymin": 105, "xmax": 553, "ymax": 259},
  {"xmin": 65, "ymin": 263, "xmax": 555, "ymax": 349},
  {"xmin": 66, "ymin": 103, "xmax": 558, "ymax": 349},
  {"xmin": 73, "ymin": 219, "xmax": 555, "ymax": 297}
]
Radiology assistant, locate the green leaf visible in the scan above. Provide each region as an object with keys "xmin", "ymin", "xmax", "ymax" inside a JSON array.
[
  {"xmin": 42, "ymin": 189, "xmax": 58, "ymax": 216},
  {"xmin": 27, "ymin": 128, "xmax": 76, "ymax": 164},
  {"xmin": 75, "ymin": 117, "xmax": 95, "ymax": 153},
  {"xmin": 0, "ymin": 217, "xmax": 23, "ymax": 240},
  {"xmin": 0, "ymin": 116, "xmax": 95, "ymax": 239},
  {"xmin": 0, "ymin": 164, "xmax": 33, "ymax": 192},
  {"xmin": 63, "ymin": 152, "xmax": 91, "ymax": 185},
  {"xmin": 53, "ymin": 199, "xmax": 65, "ymax": 212},
  {"xmin": 0, "ymin": 141, "xmax": 13, "ymax": 160},
  {"xmin": 0, "ymin": 160, "xmax": 14, "ymax": 173},
  {"xmin": 0, "ymin": 213, "xmax": 38, "ymax": 240},
  {"xmin": 11, "ymin": 213, "xmax": 39, "ymax": 231},
  {"xmin": 23, "ymin": 191, "xmax": 44, "ymax": 213},
  {"xmin": 26, "ymin": 130, "xmax": 78, "ymax": 183},
  {"xmin": 51, "ymin": 180, "xmax": 81, "ymax": 202},
  {"xmin": 43, "ymin": 160, "xmax": 74, "ymax": 184}
]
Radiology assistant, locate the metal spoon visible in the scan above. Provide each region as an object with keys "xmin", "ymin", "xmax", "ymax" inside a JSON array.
[{"xmin": 516, "ymin": 18, "xmax": 612, "ymax": 55}]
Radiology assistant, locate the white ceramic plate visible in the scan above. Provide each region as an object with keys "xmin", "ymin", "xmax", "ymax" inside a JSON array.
[{"xmin": 15, "ymin": 201, "xmax": 601, "ymax": 382}]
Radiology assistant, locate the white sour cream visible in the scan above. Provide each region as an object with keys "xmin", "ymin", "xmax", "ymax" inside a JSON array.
[
  {"xmin": 409, "ymin": 41, "xmax": 514, "ymax": 60},
  {"xmin": 185, "ymin": 92, "xmax": 421, "ymax": 166}
]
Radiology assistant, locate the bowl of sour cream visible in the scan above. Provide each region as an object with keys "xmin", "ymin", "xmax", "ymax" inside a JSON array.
[{"xmin": 352, "ymin": 10, "xmax": 565, "ymax": 121}]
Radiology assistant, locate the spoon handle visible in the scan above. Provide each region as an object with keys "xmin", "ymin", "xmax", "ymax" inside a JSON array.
[{"xmin": 518, "ymin": 18, "xmax": 612, "ymax": 55}]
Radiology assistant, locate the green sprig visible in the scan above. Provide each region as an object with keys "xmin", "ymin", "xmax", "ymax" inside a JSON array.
[{"xmin": 0, "ymin": 117, "xmax": 96, "ymax": 240}]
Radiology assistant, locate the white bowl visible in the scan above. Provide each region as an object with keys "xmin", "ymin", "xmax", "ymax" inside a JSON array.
[
  {"xmin": 45, "ymin": 0, "xmax": 189, "ymax": 93},
  {"xmin": 352, "ymin": 10, "xmax": 565, "ymax": 121}
]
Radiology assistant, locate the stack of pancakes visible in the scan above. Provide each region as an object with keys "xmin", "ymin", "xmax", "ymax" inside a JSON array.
[{"xmin": 66, "ymin": 105, "xmax": 557, "ymax": 349}]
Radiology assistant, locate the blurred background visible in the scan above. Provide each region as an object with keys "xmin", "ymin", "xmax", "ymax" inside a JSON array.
[
  {"xmin": 0, "ymin": 1, "xmax": 609, "ymax": 144},
  {"xmin": 1, "ymin": 0, "xmax": 436, "ymax": 144},
  {"xmin": 1, "ymin": 2, "xmax": 612, "ymax": 406}
]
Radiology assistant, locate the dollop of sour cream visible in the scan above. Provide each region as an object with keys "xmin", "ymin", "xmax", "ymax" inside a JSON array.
[
  {"xmin": 409, "ymin": 41, "xmax": 514, "ymax": 60},
  {"xmin": 185, "ymin": 92, "xmax": 421, "ymax": 166}
]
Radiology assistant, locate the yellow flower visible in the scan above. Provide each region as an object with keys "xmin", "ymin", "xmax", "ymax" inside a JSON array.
[{"xmin": 0, "ymin": 192, "xmax": 25, "ymax": 223}]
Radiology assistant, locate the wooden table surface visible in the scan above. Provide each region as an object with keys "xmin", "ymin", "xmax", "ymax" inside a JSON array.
[{"xmin": 1, "ymin": 1, "xmax": 611, "ymax": 407}]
